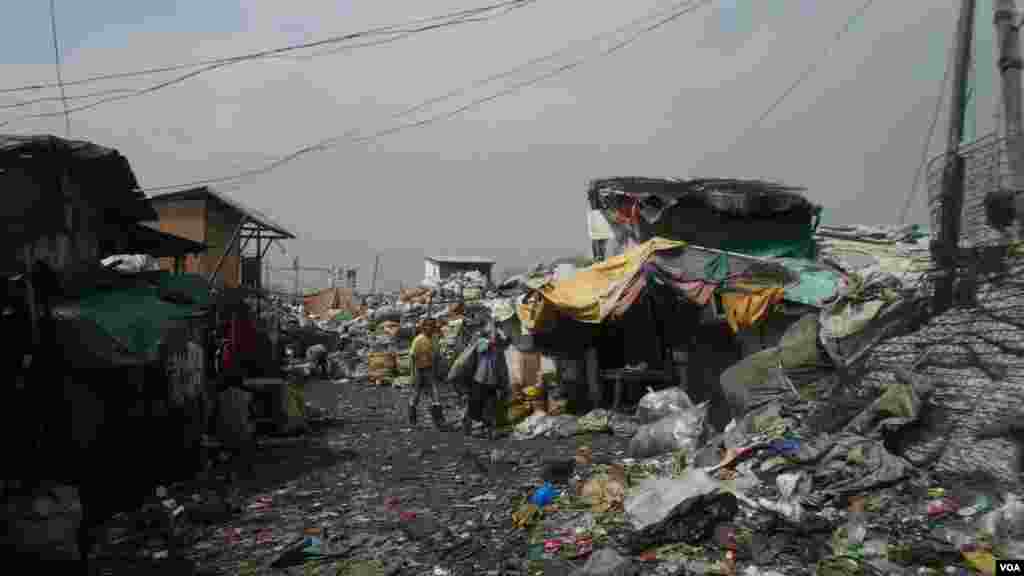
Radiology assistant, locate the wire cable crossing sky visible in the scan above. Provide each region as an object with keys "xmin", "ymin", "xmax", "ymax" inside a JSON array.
[
  {"xmin": 139, "ymin": 0, "xmax": 715, "ymax": 194},
  {"xmin": 0, "ymin": 0, "xmax": 537, "ymax": 96}
]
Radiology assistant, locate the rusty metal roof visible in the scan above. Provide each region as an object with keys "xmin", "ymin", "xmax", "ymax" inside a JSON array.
[{"xmin": 147, "ymin": 185, "xmax": 296, "ymax": 239}]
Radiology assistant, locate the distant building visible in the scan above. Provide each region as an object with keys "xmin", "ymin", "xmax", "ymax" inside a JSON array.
[{"xmin": 424, "ymin": 255, "xmax": 495, "ymax": 284}]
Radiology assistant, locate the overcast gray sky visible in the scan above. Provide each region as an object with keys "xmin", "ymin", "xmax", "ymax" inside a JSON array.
[{"xmin": 0, "ymin": 0, "xmax": 994, "ymax": 292}]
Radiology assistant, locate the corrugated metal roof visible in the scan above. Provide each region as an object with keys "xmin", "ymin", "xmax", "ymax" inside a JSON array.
[
  {"xmin": 588, "ymin": 176, "xmax": 815, "ymax": 217},
  {"xmin": 426, "ymin": 256, "xmax": 495, "ymax": 265},
  {"xmin": 0, "ymin": 133, "xmax": 156, "ymax": 222},
  {"xmin": 147, "ymin": 186, "xmax": 296, "ymax": 239}
]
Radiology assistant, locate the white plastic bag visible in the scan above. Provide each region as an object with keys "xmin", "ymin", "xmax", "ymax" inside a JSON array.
[
  {"xmin": 636, "ymin": 387, "xmax": 693, "ymax": 424},
  {"xmin": 625, "ymin": 469, "xmax": 720, "ymax": 530},
  {"xmin": 627, "ymin": 401, "xmax": 709, "ymax": 459}
]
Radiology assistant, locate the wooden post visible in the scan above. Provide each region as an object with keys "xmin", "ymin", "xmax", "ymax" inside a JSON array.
[
  {"xmin": 996, "ymin": 0, "xmax": 1024, "ymax": 190},
  {"xmin": 934, "ymin": 0, "xmax": 977, "ymax": 313},
  {"xmin": 208, "ymin": 218, "xmax": 246, "ymax": 288},
  {"xmin": 585, "ymin": 347, "xmax": 600, "ymax": 410},
  {"xmin": 22, "ymin": 246, "xmax": 40, "ymax": 348}
]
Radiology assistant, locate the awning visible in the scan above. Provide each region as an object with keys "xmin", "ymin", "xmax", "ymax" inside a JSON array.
[
  {"xmin": 104, "ymin": 223, "xmax": 208, "ymax": 258},
  {"xmin": 517, "ymin": 238, "xmax": 686, "ymax": 333},
  {"xmin": 517, "ymin": 237, "xmax": 845, "ymax": 334}
]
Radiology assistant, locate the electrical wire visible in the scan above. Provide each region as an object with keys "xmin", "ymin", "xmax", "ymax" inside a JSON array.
[
  {"xmin": 703, "ymin": 0, "xmax": 878, "ymax": 167},
  {"xmin": 2, "ymin": 4, "xmax": 531, "ymax": 113},
  {"xmin": 0, "ymin": 2, "xmax": 536, "ymax": 127},
  {"xmin": 899, "ymin": 25, "xmax": 957, "ymax": 226},
  {"xmin": 0, "ymin": 0, "xmax": 534, "ymax": 96},
  {"xmin": 48, "ymin": 0, "xmax": 70, "ymax": 137},
  {"xmin": 139, "ymin": 0, "xmax": 715, "ymax": 194}
]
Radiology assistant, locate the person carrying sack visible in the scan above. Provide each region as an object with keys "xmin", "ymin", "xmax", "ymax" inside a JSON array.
[{"xmin": 408, "ymin": 319, "xmax": 444, "ymax": 428}]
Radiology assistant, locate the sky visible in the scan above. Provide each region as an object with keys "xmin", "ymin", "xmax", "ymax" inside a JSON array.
[{"xmin": 0, "ymin": 0, "xmax": 998, "ymax": 293}]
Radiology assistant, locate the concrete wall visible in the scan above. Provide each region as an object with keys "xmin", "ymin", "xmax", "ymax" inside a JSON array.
[{"xmin": 436, "ymin": 262, "xmax": 494, "ymax": 283}]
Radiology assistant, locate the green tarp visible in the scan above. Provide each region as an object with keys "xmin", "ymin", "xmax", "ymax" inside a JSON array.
[
  {"xmin": 154, "ymin": 272, "xmax": 214, "ymax": 308},
  {"xmin": 777, "ymin": 258, "xmax": 845, "ymax": 308},
  {"xmin": 74, "ymin": 274, "xmax": 210, "ymax": 360}
]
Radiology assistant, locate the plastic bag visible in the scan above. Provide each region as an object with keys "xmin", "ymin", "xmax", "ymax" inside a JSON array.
[
  {"xmin": 627, "ymin": 402, "xmax": 710, "ymax": 459},
  {"xmin": 569, "ymin": 547, "xmax": 639, "ymax": 576},
  {"xmin": 625, "ymin": 470, "xmax": 720, "ymax": 530},
  {"xmin": 719, "ymin": 348, "xmax": 799, "ymax": 420},
  {"xmin": 623, "ymin": 469, "xmax": 738, "ymax": 554},
  {"xmin": 636, "ymin": 387, "xmax": 694, "ymax": 424}
]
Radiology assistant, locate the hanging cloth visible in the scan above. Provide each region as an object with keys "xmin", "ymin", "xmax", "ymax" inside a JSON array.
[{"xmin": 720, "ymin": 283, "xmax": 786, "ymax": 333}]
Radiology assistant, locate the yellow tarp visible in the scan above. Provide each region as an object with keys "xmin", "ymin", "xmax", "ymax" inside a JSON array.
[{"xmin": 517, "ymin": 238, "xmax": 686, "ymax": 333}]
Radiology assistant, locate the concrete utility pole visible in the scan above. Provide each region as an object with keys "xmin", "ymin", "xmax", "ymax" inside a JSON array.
[
  {"xmin": 293, "ymin": 256, "xmax": 300, "ymax": 305},
  {"xmin": 371, "ymin": 254, "xmax": 380, "ymax": 295},
  {"xmin": 934, "ymin": 0, "xmax": 977, "ymax": 313},
  {"xmin": 996, "ymin": 0, "xmax": 1024, "ymax": 189}
]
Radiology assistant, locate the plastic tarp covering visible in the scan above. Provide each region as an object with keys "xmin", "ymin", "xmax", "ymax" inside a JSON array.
[
  {"xmin": 65, "ymin": 282, "xmax": 206, "ymax": 361},
  {"xmin": 517, "ymin": 238, "xmax": 686, "ymax": 333},
  {"xmin": 154, "ymin": 272, "xmax": 213, "ymax": 308},
  {"xmin": 776, "ymin": 258, "xmax": 846, "ymax": 307}
]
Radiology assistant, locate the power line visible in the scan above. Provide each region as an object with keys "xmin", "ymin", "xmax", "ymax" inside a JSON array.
[
  {"xmin": 900, "ymin": 30, "xmax": 956, "ymax": 226},
  {"xmin": 48, "ymin": 0, "xmax": 70, "ymax": 137},
  {"xmin": 705, "ymin": 0, "xmax": 878, "ymax": 164},
  {"xmin": 0, "ymin": 2, "xmax": 536, "ymax": 128},
  {"xmin": 140, "ymin": 0, "xmax": 714, "ymax": 194},
  {"xmin": 0, "ymin": 0, "xmax": 533, "ymax": 96}
]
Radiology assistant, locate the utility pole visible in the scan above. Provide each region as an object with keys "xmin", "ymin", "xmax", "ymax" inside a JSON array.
[
  {"xmin": 293, "ymin": 256, "xmax": 300, "ymax": 305},
  {"xmin": 934, "ymin": 0, "xmax": 976, "ymax": 314},
  {"xmin": 371, "ymin": 253, "xmax": 380, "ymax": 295},
  {"xmin": 996, "ymin": 0, "xmax": 1024, "ymax": 189}
]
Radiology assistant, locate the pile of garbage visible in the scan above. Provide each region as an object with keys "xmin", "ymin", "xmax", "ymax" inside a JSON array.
[
  {"xmin": 500, "ymin": 361, "xmax": 1024, "ymax": 575},
  {"xmin": 422, "ymin": 270, "xmax": 493, "ymax": 300}
]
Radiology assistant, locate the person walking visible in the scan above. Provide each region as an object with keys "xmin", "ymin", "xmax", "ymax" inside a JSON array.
[{"xmin": 408, "ymin": 319, "xmax": 444, "ymax": 428}]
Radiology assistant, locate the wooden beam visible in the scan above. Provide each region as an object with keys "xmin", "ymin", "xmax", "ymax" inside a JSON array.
[
  {"xmin": 208, "ymin": 217, "xmax": 247, "ymax": 287},
  {"xmin": 585, "ymin": 347, "xmax": 600, "ymax": 410}
]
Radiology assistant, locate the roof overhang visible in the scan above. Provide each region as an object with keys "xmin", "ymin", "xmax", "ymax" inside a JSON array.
[
  {"xmin": 104, "ymin": 223, "xmax": 208, "ymax": 258},
  {"xmin": 147, "ymin": 185, "xmax": 296, "ymax": 240},
  {"xmin": 425, "ymin": 256, "xmax": 495, "ymax": 266}
]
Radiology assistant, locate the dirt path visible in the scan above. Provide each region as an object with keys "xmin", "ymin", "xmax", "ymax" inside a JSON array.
[{"xmin": 168, "ymin": 379, "xmax": 628, "ymax": 575}]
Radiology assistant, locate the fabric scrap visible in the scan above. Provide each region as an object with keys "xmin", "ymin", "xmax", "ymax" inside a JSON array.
[{"xmin": 720, "ymin": 284, "xmax": 786, "ymax": 333}]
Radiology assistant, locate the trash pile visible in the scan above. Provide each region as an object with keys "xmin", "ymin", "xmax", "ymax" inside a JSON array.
[
  {"xmin": 502, "ymin": 366, "xmax": 1024, "ymax": 576},
  {"xmin": 422, "ymin": 270, "xmax": 493, "ymax": 300}
]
